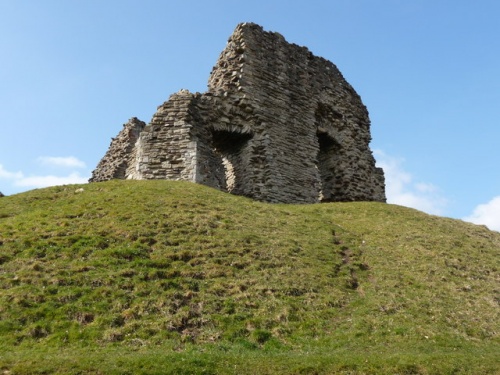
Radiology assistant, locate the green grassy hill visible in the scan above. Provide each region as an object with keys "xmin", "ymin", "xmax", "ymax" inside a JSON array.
[{"xmin": 0, "ymin": 180, "xmax": 498, "ymax": 374}]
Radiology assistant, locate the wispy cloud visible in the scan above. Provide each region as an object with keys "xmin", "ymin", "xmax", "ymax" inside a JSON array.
[
  {"xmin": 374, "ymin": 150, "xmax": 447, "ymax": 215},
  {"xmin": 463, "ymin": 196, "xmax": 500, "ymax": 232},
  {"xmin": 0, "ymin": 159, "xmax": 89, "ymax": 194},
  {"xmin": 13, "ymin": 172, "xmax": 88, "ymax": 188},
  {"xmin": 37, "ymin": 156, "xmax": 86, "ymax": 168},
  {"xmin": 0, "ymin": 164, "xmax": 23, "ymax": 180}
]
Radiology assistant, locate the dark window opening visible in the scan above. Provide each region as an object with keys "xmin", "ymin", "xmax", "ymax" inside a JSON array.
[
  {"xmin": 316, "ymin": 131, "xmax": 339, "ymax": 202},
  {"xmin": 212, "ymin": 130, "xmax": 252, "ymax": 193}
]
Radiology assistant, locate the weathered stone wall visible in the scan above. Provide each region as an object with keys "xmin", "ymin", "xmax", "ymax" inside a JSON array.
[
  {"xmin": 89, "ymin": 117, "xmax": 145, "ymax": 182},
  {"xmin": 90, "ymin": 23, "xmax": 386, "ymax": 203},
  {"xmin": 124, "ymin": 91, "xmax": 199, "ymax": 181}
]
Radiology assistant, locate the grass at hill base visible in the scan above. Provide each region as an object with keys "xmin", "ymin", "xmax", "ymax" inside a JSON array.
[
  {"xmin": 0, "ymin": 180, "xmax": 498, "ymax": 374},
  {"xmin": 1, "ymin": 341, "xmax": 499, "ymax": 374}
]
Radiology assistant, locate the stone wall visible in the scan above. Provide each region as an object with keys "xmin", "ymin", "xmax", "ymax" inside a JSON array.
[
  {"xmin": 90, "ymin": 23, "xmax": 386, "ymax": 203},
  {"xmin": 89, "ymin": 117, "xmax": 145, "ymax": 182}
]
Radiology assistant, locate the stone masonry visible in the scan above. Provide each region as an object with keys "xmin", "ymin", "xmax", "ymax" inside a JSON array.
[{"xmin": 90, "ymin": 23, "xmax": 386, "ymax": 203}]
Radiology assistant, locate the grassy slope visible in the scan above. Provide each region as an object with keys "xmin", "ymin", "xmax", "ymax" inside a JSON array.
[{"xmin": 0, "ymin": 180, "xmax": 498, "ymax": 374}]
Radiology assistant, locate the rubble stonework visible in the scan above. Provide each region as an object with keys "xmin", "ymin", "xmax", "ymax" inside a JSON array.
[
  {"xmin": 90, "ymin": 23, "xmax": 386, "ymax": 203},
  {"xmin": 91, "ymin": 117, "xmax": 146, "ymax": 181}
]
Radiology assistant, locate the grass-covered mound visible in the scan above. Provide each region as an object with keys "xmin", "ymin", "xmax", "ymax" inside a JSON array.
[{"xmin": 0, "ymin": 180, "xmax": 498, "ymax": 374}]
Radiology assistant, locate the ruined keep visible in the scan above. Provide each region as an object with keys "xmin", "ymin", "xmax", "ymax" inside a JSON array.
[{"xmin": 90, "ymin": 23, "xmax": 386, "ymax": 204}]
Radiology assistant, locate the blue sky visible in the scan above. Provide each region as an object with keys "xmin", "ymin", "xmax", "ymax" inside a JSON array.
[{"xmin": 1, "ymin": 1, "xmax": 499, "ymax": 231}]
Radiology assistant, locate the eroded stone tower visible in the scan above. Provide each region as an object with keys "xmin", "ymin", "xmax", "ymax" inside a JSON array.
[{"xmin": 90, "ymin": 23, "xmax": 386, "ymax": 203}]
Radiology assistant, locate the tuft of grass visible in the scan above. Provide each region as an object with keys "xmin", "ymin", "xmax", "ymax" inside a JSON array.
[{"xmin": 0, "ymin": 180, "xmax": 499, "ymax": 374}]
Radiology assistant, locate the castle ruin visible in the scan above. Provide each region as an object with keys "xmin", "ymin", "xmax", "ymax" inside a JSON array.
[{"xmin": 90, "ymin": 23, "xmax": 386, "ymax": 204}]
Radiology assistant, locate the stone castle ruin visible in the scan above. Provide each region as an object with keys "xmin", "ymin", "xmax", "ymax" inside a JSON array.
[{"xmin": 90, "ymin": 23, "xmax": 386, "ymax": 204}]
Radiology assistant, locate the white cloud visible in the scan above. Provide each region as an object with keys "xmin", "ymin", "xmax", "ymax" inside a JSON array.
[
  {"xmin": 374, "ymin": 150, "xmax": 447, "ymax": 215},
  {"xmin": 415, "ymin": 182, "xmax": 438, "ymax": 194},
  {"xmin": 14, "ymin": 172, "xmax": 88, "ymax": 188},
  {"xmin": 0, "ymin": 160, "xmax": 89, "ymax": 194},
  {"xmin": 37, "ymin": 156, "xmax": 86, "ymax": 168},
  {"xmin": 0, "ymin": 164, "xmax": 24, "ymax": 180},
  {"xmin": 463, "ymin": 196, "xmax": 500, "ymax": 232}
]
